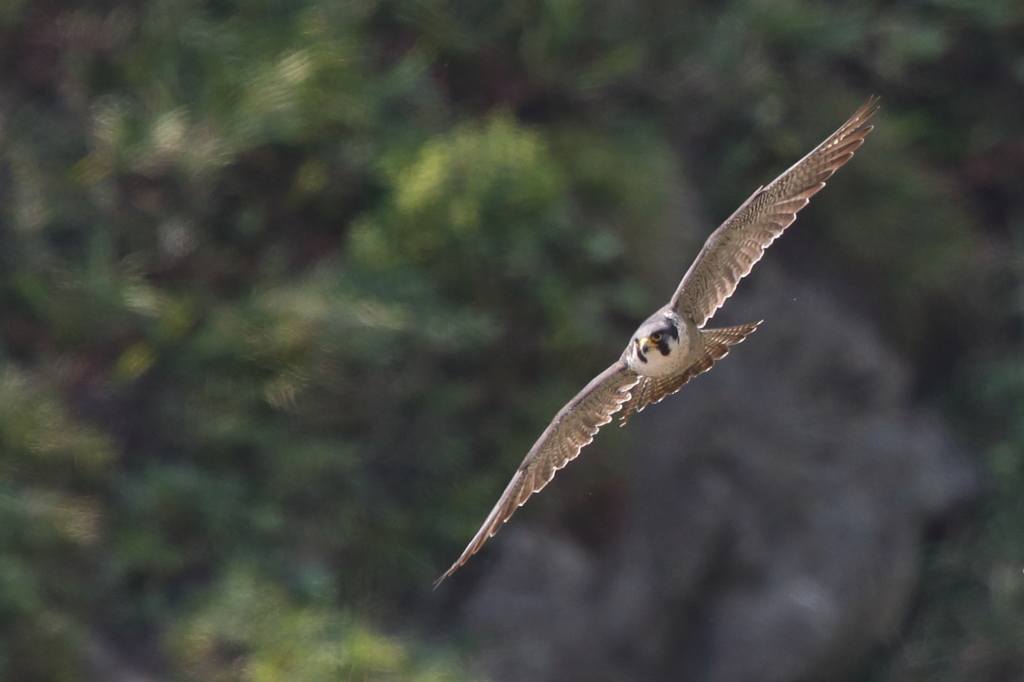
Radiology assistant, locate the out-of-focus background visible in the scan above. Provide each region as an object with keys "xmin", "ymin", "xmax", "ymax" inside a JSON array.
[{"xmin": 0, "ymin": 1, "xmax": 1020, "ymax": 680}]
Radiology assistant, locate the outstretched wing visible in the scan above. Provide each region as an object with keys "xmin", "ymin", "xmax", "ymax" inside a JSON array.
[
  {"xmin": 436, "ymin": 362, "xmax": 640, "ymax": 585},
  {"xmin": 672, "ymin": 97, "xmax": 879, "ymax": 328}
]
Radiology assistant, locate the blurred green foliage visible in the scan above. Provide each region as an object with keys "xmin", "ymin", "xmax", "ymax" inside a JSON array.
[
  {"xmin": 171, "ymin": 569, "xmax": 463, "ymax": 682},
  {"xmin": 0, "ymin": 0, "xmax": 1020, "ymax": 680}
]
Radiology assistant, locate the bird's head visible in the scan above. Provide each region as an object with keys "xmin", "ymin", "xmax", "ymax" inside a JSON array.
[{"xmin": 627, "ymin": 312, "xmax": 682, "ymax": 375}]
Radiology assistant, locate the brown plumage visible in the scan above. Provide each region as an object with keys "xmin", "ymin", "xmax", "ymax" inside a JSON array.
[
  {"xmin": 436, "ymin": 97, "xmax": 878, "ymax": 586},
  {"xmin": 670, "ymin": 97, "xmax": 880, "ymax": 327}
]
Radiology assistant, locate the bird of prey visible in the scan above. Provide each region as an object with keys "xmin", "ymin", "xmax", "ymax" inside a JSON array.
[{"xmin": 436, "ymin": 97, "xmax": 878, "ymax": 585}]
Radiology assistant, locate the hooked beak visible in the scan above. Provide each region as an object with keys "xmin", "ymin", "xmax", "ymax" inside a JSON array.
[{"xmin": 635, "ymin": 337, "xmax": 651, "ymax": 361}]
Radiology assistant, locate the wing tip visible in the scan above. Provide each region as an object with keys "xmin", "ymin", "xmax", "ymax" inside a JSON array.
[
  {"xmin": 434, "ymin": 549, "xmax": 469, "ymax": 588},
  {"xmin": 850, "ymin": 96, "xmax": 881, "ymax": 130},
  {"xmin": 435, "ymin": 551, "xmax": 470, "ymax": 588}
]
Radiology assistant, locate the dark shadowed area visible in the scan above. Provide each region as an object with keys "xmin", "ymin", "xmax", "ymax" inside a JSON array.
[{"xmin": 0, "ymin": 1, "xmax": 1020, "ymax": 681}]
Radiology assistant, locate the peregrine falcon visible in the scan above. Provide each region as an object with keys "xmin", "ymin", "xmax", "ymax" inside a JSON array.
[{"xmin": 437, "ymin": 97, "xmax": 879, "ymax": 585}]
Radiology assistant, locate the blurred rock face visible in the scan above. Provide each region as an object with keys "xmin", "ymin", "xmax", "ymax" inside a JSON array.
[{"xmin": 459, "ymin": 265, "xmax": 976, "ymax": 682}]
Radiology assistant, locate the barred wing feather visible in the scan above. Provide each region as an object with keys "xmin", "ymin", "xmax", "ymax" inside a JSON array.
[
  {"xmin": 435, "ymin": 362, "xmax": 640, "ymax": 585},
  {"xmin": 671, "ymin": 97, "xmax": 878, "ymax": 328}
]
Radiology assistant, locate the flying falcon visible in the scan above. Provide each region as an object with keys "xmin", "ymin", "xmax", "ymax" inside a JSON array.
[{"xmin": 437, "ymin": 97, "xmax": 879, "ymax": 585}]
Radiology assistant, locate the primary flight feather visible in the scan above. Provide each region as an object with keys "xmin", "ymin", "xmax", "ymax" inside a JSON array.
[{"xmin": 437, "ymin": 97, "xmax": 879, "ymax": 585}]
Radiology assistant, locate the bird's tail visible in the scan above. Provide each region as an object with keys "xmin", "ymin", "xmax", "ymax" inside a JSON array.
[
  {"xmin": 618, "ymin": 321, "xmax": 763, "ymax": 425},
  {"xmin": 702, "ymin": 321, "xmax": 761, "ymax": 350},
  {"xmin": 684, "ymin": 321, "xmax": 761, "ymax": 380}
]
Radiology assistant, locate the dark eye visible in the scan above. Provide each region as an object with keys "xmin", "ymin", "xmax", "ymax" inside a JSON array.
[{"xmin": 650, "ymin": 332, "xmax": 662, "ymax": 342}]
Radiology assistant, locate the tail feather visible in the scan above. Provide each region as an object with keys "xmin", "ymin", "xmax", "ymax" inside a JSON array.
[
  {"xmin": 702, "ymin": 321, "xmax": 761, "ymax": 348},
  {"xmin": 618, "ymin": 321, "xmax": 761, "ymax": 425}
]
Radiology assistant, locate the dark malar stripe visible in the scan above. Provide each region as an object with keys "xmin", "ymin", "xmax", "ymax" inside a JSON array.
[{"xmin": 656, "ymin": 325, "xmax": 677, "ymax": 356}]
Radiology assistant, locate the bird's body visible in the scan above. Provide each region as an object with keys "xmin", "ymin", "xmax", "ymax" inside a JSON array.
[{"xmin": 437, "ymin": 98, "xmax": 879, "ymax": 586}]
